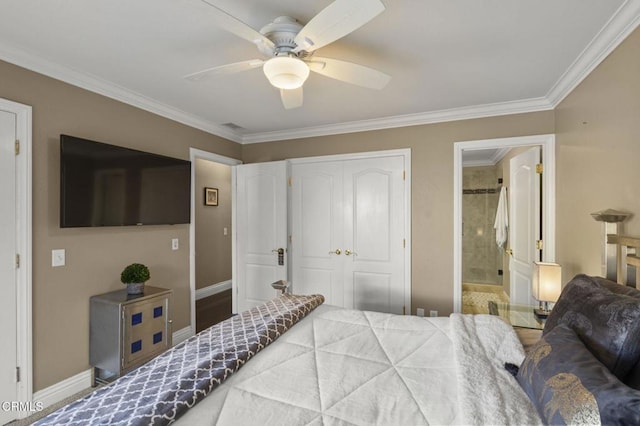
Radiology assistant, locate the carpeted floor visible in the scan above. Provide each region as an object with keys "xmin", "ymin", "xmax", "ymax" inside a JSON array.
[
  {"xmin": 6, "ymin": 386, "xmax": 96, "ymax": 425},
  {"xmin": 462, "ymin": 282, "xmax": 509, "ymax": 314}
]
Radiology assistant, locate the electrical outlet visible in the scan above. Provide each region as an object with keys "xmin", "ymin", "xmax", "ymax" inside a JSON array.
[
  {"xmin": 416, "ymin": 308, "xmax": 425, "ymax": 317},
  {"xmin": 171, "ymin": 238, "xmax": 179, "ymax": 250},
  {"xmin": 430, "ymin": 310, "xmax": 438, "ymax": 317}
]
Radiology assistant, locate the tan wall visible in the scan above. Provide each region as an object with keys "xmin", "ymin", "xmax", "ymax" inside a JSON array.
[
  {"xmin": 195, "ymin": 159, "xmax": 232, "ymax": 289},
  {"xmin": 555, "ymin": 27, "xmax": 640, "ymax": 284},
  {"xmin": 242, "ymin": 112, "xmax": 555, "ymax": 316},
  {"xmin": 0, "ymin": 60, "xmax": 241, "ymax": 391}
]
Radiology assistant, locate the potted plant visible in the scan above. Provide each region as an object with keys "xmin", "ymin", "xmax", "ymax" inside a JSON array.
[{"xmin": 121, "ymin": 263, "xmax": 150, "ymax": 295}]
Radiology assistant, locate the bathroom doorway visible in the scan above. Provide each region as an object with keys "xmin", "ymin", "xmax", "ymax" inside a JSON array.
[
  {"xmin": 461, "ymin": 160, "xmax": 508, "ymax": 313},
  {"xmin": 453, "ymin": 134, "xmax": 556, "ymax": 314}
]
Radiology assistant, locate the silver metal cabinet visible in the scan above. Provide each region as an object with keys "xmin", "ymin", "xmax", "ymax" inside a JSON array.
[{"xmin": 90, "ymin": 286, "xmax": 172, "ymax": 384}]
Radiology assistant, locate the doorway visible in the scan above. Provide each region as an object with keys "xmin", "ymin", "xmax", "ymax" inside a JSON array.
[
  {"xmin": 460, "ymin": 159, "xmax": 508, "ymax": 313},
  {"xmin": 453, "ymin": 134, "xmax": 556, "ymax": 313},
  {"xmin": 0, "ymin": 98, "xmax": 32, "ymax": 423},
  {"xmin": 189, "ymin": 149, "xmax": 240, "ymax": 334}
]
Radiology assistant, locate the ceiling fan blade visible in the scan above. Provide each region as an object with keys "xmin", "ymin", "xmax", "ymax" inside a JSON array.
[
  {"xmin": 201, "ymin": 0, "xmax": 274, "ymax": 53},
  {"xmin": 307, "ymin": 57, "xmax": 390, "ymax": 90},
  {"xmin": 184, "ymin": 59, "xmax": 264, "ymax": 81},
  {"xmin": 280, "ymin": 88, "xmax": 303, "ymax": 109},
  {"xmin": 293, "ymin": 0, "xmax": 385, "ymax": 52}
]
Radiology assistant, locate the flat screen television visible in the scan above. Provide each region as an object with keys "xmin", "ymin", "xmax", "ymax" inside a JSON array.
[{"xmin": 60, "ymin": 134, "xmax": 191, "ymax": 227}]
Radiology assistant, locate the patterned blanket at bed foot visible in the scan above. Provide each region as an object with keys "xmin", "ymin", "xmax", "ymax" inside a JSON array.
[{"xmin": 35, "ymin": 293, "xmax": 325, "ymax": 426}]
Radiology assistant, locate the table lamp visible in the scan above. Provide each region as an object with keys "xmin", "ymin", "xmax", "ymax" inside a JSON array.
[{"xmin": 532, "ymin": 262, "xmax": 562, "ymax": 318}]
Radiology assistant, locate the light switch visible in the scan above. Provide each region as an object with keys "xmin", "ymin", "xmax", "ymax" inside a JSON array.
[
  {"xmin": 223, "ymin": 227, "xmax": 228, "ymax": 236},
  {"xmin": 52, "ymin": 249, "xmax": 65, "ymax": 267},
  {"xmin": 171, "ymin": 238, "xmax": 179, "ymax": 251}
]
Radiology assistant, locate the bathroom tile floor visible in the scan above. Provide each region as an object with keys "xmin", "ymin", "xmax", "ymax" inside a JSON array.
[{"xmin": 462, "ymin": 282, "xmax": 509, "ymax": 315}]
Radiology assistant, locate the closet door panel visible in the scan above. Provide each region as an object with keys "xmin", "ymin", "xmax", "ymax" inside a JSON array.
[
  {"xmin": 352, "ymin": 272, "xmax": 393, "ymax": 313},
  {"xmin": 352, "ymin": 168, "xmax": 391, "ymax": 261},
  {"xmin": 291, "ymin": 162, "xmax": 344, "ymax": 306},
  {"xmin": 344, "ymin": 156, "xmax": 405, "ymax": 314}
]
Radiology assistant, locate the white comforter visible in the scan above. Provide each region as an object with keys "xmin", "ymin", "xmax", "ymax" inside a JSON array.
[{"xmin": 177, "ymin": 306, "xmax": 540, "ymax": 425}]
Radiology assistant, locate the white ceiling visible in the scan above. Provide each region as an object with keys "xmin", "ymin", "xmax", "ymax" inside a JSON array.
[{"xmin": 0, "ymin": 0, "xmax": 638, "ymax": 144}]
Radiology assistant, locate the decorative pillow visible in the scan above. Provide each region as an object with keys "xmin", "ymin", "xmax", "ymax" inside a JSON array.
[
  {"xmin": 591, "ymin": 276, "xmax": 640, "ymax": 298},
  {"xmin": 517, "ymin": 324, "xmax": 640, "ymax": 425},
  {"xmin": 543, "ymin": 274, "xmax": 640, "ymax": 379}
]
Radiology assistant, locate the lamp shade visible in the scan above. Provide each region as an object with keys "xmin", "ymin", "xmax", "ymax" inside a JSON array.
[
  {"xmin": 263, "ymin": 56, "xmax": 309, "ymax": 90},
  {"xmin": 532, "ymin": 262, "xmax": 562, "ymax": 302}
]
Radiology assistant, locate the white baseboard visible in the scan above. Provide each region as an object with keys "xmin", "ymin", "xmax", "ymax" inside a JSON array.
[
  {"xmin": 33, "ymin": 369, "xmax": 93, "ymax": 409},
  {"xmin": 195, "ymin": 280, "xmax": 232, "ymax": 300},
  {"xmin": 172, "ymin": 325, "xmax": 193, "ymax": 346},
  {"xmin": 34, "ymin": 326, "xmax": 194, "ymax": 410}
]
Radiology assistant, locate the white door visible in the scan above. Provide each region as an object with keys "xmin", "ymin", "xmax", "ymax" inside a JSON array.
[
  {"xmin": 0, "ymin": 109, "xmax": 17, "ymax": 424},
  {"xmin": 290, "ymin": 161, "xmax": 345, "ymax": 306},
  {"xmin": 291, "ymin": 156, "xmax": 406, "ymax": 314},
  {"xmin": 234, "ymin": 161, "xmax": 288, "ymax": 313},
  {"xmin": 509, "ymin": 147, "xmax": 541, "ymax": 305},
  {"xmin": 344, "ymin": 157, "xmax": 405, "ymax": 314}
]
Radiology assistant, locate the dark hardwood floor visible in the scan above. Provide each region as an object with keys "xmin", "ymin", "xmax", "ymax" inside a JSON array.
[{"xmin": 196, "ymin": 289, "xmax": 233, "ymax": 333}]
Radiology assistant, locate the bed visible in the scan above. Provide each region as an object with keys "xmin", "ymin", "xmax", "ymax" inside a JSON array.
[{"xmin": 37, "ymin": 273, "xmax": 640, "ymax": 425}]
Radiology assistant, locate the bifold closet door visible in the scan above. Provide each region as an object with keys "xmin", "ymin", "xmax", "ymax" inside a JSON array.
[{"xmin": 291, "ymin": 156, "xmax": 405, "ymax": 314}]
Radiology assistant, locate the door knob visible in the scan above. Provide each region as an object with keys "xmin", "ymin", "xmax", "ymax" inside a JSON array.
[
  {"xmin": 505, "ymin": 248, "xmax": 513, "ymax": 256},
  {"xmin": 272, "ymin": 248, "xmax": 285, "ymax": 265},
  {"xmin": 345, "ymin": 249, "xmax": 357, "ymax": 256},
  {"xmin": 329, "ymin": 249, "xmax": 342, "ymax": 255}
]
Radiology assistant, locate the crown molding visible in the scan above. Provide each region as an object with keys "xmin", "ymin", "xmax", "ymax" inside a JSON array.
[
  {"xmin": 546, "ymin": 0, "xmax": 640, "ymax": 107},
  {"xmin": 242, "ymin": 0, "xmax": 640, "ymax": 144},
  {"xmin": 1, "ymin": 0, "xmax": 638, "ymax": 146},
  {"xmin": 241, "ymin": 97, "xmax": 553, "ymax": 144},
  {"xmin": 0, "ymin": 42, "xmax": 243, "ymax": 143}
]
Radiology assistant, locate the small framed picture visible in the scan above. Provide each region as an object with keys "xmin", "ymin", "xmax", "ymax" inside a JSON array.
[{"xmin": 204, "ymin": 187, "xmax": 218, "ymax": 206}]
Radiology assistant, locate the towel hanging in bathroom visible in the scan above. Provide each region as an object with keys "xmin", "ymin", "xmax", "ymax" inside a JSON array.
[{"xmin": 494, "ymin": 186, "xmax": 508, "ymax": 248}]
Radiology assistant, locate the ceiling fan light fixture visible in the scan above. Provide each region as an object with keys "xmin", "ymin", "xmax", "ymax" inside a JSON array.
[{"xmin": 263, "ymin": 56, "xmax": 309, "ymax": 90}]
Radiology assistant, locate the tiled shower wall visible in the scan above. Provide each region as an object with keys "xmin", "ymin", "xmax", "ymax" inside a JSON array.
[{"xmin": 462, "ymin": 166, "xmax": 503, "ymax": 285}]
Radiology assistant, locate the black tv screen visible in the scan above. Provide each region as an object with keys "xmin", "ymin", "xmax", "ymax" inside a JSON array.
[{"xmin": 60, "ymin": 135, "xmax": 191, "ymax": 227}]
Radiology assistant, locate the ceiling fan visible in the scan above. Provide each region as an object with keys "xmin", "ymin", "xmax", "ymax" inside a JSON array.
[{"xmin": 185, "ymin": 0, "xmax": 391, "ymax": 109}]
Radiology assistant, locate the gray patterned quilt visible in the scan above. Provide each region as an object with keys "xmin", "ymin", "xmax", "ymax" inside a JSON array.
[{"xmin": 36, "ymin": 294, "xmax": 325, "ymax": 426}]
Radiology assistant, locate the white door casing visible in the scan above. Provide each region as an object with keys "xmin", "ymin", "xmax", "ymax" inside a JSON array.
[
  {"xmin": 509, "ymin": 147, "xmax": 541, "ymax": 305},
  {"xmin": 0, "ymin": 98, "xmax": 32, "ymax": 422},
  {"xmin": 0, "ymin": 109, "xmax": 18, "ymax": 424},
  {"xmin": 291, "ymin": 154, "xmax": 407, "ymax": 314},
  {"xmin": 234, "ymin": 161, "xmax": 288, "ymax": 313}
]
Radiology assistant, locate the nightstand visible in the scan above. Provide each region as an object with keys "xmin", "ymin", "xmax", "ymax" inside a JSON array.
[
  {"xmin": 90, "ymin": 286, "xmax": 172, "ymax": 384},
  {"xmin": 488, "ymin": 300, "xmax": 543, "ymax": 353}
]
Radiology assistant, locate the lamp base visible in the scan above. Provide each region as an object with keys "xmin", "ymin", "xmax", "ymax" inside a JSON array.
[{"xmin": 533, "ymin": 308, "xmax": 551, "ymax": 319}]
